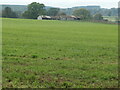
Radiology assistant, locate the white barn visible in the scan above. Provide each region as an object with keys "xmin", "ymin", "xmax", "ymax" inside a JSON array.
[
  {"xmin": 37, "ymin": 16, "xmax": 51, "ymax": 20},
  {"xmin": 37, "ymin": 16, "xmax": 42, "ymax": 20}
]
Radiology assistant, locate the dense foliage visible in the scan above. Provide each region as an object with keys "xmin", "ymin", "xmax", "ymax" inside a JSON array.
[
  {"xmin": 47, "ymin": 8, "xmax": 60, "ymax": 16},
  {"xmin": 73, "ymin": 8, "xmax": 91, "ymax": 20},
  {"xmin": 22, "ymin": 2, "xmax": 46, "ymax": 19},
  {"xmin": 2, "ymin": 7, "xmax": 17, "ymax": 18},
  {"xmin": 93, "ymin": 13, "xmax": 103, "ymax": 20}
]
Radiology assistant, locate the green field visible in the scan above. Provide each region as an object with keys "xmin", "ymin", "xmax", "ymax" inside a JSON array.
[{"xmin": 2, "ymin": 18, "xmax": 118, "ymax": 88}]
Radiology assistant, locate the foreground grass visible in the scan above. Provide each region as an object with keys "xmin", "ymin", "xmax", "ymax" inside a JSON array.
[{"xmin": 2, "ymin": 18, "xmax": 118, "ymax": 88}]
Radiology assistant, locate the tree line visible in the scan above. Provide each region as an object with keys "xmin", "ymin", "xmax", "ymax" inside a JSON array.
[{"xmin": 2, "ymin": 2, "xmax": 104, "ymax": 21}]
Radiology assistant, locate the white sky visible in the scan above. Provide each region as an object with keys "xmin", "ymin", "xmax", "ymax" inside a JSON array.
[{"xmin": 0, "ymin": 0, "xmax": 119, "ymax": 8}]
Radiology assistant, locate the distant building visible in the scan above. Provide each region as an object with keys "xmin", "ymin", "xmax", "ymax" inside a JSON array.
[
  {"xmin": 37, "ymin": 16, "xmax": 42, "ymax": 20},
  {"xmin": 37, "ymin": 15, "xmax": 51, "ymax": 20},
  {"xmin": 50, "ymin": 16, "xmax": 60, "ymax": 20},
  {"xmin": 37, "ymin": 15, "xmax": 80, "ymax": 21},
  {"xmin": 60, "ymin": 15, "xmax": 80, "ymax": 20}
]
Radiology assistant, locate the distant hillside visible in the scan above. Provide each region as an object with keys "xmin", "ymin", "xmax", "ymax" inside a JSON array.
[
  {"xmin": 72, "ymin": 6, "xmax": 100, "ymax": 9},
  {"xmin": 0, "ymin": 5, "xmax": 27, "ymax": 13},
  {"xmin": 0, "ymin": 5, "xmax": 118, "ymax": 17},
  {"xmin": 61, "ymin": 6, "xmax": 118, "ymax": 16},
  {"xmin": 0, "ymin": 5, "xmax": 53, "ymax": 12}
]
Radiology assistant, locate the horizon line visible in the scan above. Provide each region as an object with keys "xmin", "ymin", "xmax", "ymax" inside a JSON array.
[{"xmin": 0, "ymin": 3, "xmax": 117, "ymax": 9}]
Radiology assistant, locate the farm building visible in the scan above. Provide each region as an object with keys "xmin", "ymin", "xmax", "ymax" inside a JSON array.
[
  {"xmin": 50, "ymin": 16, "xmax": 61, "ymax": 20},
  {"xmin": 37, "ymin": 16, "xmax": 51, "ymax": 20},
  {"xmin": 37, "ymin": 15, "xmax": 80, "ymax": 20},
  {"xmin": 37, "ymin": 16, "xmax": 42, "ymax": 20},
  {"xmin": 60, "ymin": 15, "xmax": 80, "ymax": 20}
]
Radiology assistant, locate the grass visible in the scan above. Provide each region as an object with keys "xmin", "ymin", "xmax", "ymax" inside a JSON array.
[{"xmin": 2, "ymin": 18, "xmax": 118, "ymax": 88}]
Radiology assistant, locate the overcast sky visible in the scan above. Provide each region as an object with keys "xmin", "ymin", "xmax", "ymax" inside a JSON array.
[{"xmin": 0, "ymin": 0, "xmax": 119, "ymax": 8}]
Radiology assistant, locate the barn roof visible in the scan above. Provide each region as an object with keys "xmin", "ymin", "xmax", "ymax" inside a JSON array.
[
  {"xmin": 45, "ymin": 16, "xmax": 51, "ymax": 18},
  {"xmin": 38, "ymin": 15, "xmax": 51, "ymax": 18}
]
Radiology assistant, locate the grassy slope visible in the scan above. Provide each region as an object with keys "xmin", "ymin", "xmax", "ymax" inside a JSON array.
[{"xmin": 2, "ymin": 18, "xmax": 118, "ymax": 88}]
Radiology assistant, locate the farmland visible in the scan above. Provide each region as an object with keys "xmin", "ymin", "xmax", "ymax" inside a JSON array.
[{"xmin": 2, "ymin": 18, "xmax": 118, "ymax": 88}]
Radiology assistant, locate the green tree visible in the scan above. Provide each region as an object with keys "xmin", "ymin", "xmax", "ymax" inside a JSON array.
[
  {"xmin": 73, "ymin": 8, "xmax": 91, "ymax": 20},
  {"xmin": 22, "ymin": 2, "xmax": 46, "ymax": 19},
  {"xmin": 2, "ymin": 7, "xmax": 17, "ymax": 18},
  {"xmin": 57, "ymin": 12, "xmax": 66, "ymax": 16},
  {"xmin": 47, "ymin": 8, "xmax": 60, "ymax": 16},
  {"xmin": 93, "ymin": 13, "xmax": 103, "ymax": 20}
]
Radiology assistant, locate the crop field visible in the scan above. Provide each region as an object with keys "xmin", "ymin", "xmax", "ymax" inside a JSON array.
[{"xmin": 2, "ymin": 18, "xmax": 118, "ymax": 88}]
